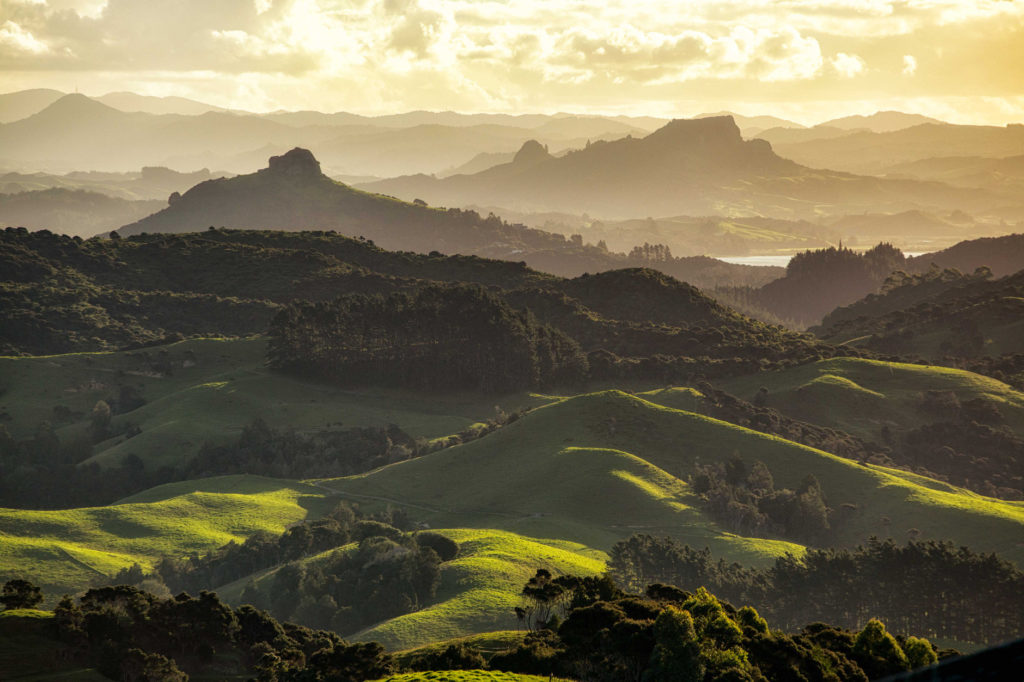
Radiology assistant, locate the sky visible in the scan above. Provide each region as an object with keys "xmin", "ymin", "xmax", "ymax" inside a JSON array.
[{"xmin": 1, "ymin": 0, "xmax": 1023, "ymax": 124}]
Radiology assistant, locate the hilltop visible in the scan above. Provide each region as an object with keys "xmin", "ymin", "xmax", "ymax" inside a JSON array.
[{"xmin": 360, "ymin": 116, "xmax": 1008, "ymax": 220}]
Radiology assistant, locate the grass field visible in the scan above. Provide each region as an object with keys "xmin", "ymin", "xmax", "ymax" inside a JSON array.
[
  {"xmin": 0, "ymin": 475, "xmax": 330, "ymax": 596},
  {"xmin": 0, "ymin": 337, "xmax": 556, "ymax": 470},
  {"xmin": 717, "ymin": 357, "xmax": 1024, "ymax": 441}
]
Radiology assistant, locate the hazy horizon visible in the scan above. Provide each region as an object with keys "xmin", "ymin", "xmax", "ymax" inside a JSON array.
[{"xmin": 2, "ymin": 1, "xmax": 1023, "ymax": 126}]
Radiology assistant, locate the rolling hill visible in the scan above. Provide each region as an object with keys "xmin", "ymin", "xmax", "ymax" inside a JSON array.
[{"xmin": 320, "ymin": 390, "xmax": 1024, "ymax": 564}]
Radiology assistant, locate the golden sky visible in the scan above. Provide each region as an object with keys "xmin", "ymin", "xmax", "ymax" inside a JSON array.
[{"xmin": 1, "ymin": 0, "xmax": 1023, "ymax": 124}]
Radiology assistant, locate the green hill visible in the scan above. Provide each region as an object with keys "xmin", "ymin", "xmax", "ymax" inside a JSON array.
[
  {"xmin": 717, "ymin": 357, "xmax": 1024, "ymax": 442},
  {"xmin": 320, "ymin": 391, "xmax": 1024, "ymax": 564},
  {"xmin": 4, "ymin": 387, "xmax": 1024, "ymax": 650},
  {"xmin": 0, "ymin": 475, "xmax": 330, "ymax": 595},
  {"xmin": 214, "ymin": 528, "xmax": 605, "ymax": 651},
  {"xmin": 0, "ymin": 337, "xmax": 555, "ymax": 471}
]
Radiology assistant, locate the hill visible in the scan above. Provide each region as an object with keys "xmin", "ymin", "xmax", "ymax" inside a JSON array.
[
  {"xmin": 0, "ymin": 166, "xmax": 230, "ymax": 202},
  {"xmin": 717, "ymin": 357, "xmax": 1024, "ymax": 498},
  {"xmin": 724, "ymin": 235, "xmax": 1024, "ymax": 329},
  {"xmin": 0, "ymin": 88, "xmax": 63, "ymax": 124},
  {"xmin": 812, "ymin": 268, "xmax": 1024, "ymax": 362},
  {"xmin": 908, "ymin": 233, "xmax": 1024, "ymax": 277},
  {"xmin": 320, "ymin": 390, "xmax": 1024, "ymax": 563},
  {"xmin": 819, "ymin": 111, "xmax": 944, "ymax": 133},
  {"xmin": 0, "ymin": 188, "xmax": 163, "ymax": 237},
  {"xmin": 111, "ymin": 149, "xmax": 777, "ymax": 286},
  {"xmin": 768, "ymin": 122, "xmax": 1024, "ymax": 176},
  {"xmin": 0, "ymin": 475, "xmax": 329, "ymax": 596},
  {"xmin": 213, "ymin": 528, "xmax": 605, "ymax": 651},
  {"xmin": 1, "ymin": 225, "xmax": 794, "ymax": 356},
  {"xmin": 359, "ymin": 116, "xmax": 1008, "ymax": 220}
]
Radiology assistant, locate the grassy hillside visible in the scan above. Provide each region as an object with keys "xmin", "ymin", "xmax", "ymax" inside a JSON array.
[
  {"xmin": 0, "ymin": 475, "xmax": 330, "ymax": 595},
  {"xmin": 717, "ymin": 357, "xmax": 1024, "ymax": 442},
  {"xmin": 215, "ymin": 528, "xmax": 605, "ymax": 651},
  {"xmin": 0, "ymin": 337, "xmax": 555, "ymax": 469},
  {"xmin": 320, "ymin": 391, "xmax": 1024, "ymax": 564}
]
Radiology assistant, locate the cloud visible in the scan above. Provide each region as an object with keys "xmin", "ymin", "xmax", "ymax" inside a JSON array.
[
  {"xmin": 0, "ymin": 20, "xmax": 49, "ymax": 55},
  {"xmin": 831, "ymin": 52, "xmax": 865, "ymax": 78},
  {"xmin": 902, "ymin": 54, "xmax": 917, "ymax": 76},
  {"xmin": 1, "ymin": 0, "xmax": 1022, "ymax": 122}
]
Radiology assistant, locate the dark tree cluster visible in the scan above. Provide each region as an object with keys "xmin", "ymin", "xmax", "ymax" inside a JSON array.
[
  {"xmin": 268, "ymin": 284, "xmax": 589, "ymax": 393},
  {"xmin": 47, "ymin": 583, "xmax": 395, "ymax": 681},
  {"xmin": 898, "ymin": 390, "xmax": 1024, "ymax": 499},
  {"xmin": 487, "ymin": 569, "xmax": 944, "ymax": 681},
  {"xmin": 609, "ymin": 534, "xmax": 1024, "ymax": 645},
  {"xmin": 185, "ymin": 418, "xmax": 422, "ymax": 480},
  {"xmin": 691, "ymin": 458, "xmax": 832, "ymax": 544},
  {"xmin": 238, "ymin": 527, "xmax": 448, "ymax": 635},
  {"xmin": 140, "ymin": 502, "xmax": 397, "ymax": 595}
]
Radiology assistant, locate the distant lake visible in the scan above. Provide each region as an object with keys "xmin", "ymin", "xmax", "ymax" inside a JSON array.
[{"xmin": 719, "ymin": 252, "xmax": 928, "ymax": 268}]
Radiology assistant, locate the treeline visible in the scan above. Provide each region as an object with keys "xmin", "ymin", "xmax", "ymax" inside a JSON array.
[
  {"xmin": 488, "ymin": 570, "xmax": 944, "ymax": 681},
  {"xmin": 25, "ymin": 583, "xmax": 395, "ymax": 681},
  {"xmin": 269, "ymin": 284, "xmax": 589, "ymax": 392},
  {"xmin": 609, "ymin": 534, "xmax": 1024, "ymax": 645},
  {"xmin": 3, "ymin": 570, "xmax": 948, "ymax": 682}
]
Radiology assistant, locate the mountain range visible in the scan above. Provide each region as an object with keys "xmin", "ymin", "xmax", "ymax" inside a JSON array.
[{"xmin": 359, "ymin": 116, "xmax": 1014, "ymax": 219}]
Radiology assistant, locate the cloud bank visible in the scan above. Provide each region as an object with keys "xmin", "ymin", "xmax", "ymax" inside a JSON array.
[{"xmin": 1, "ymin": 0, "xmax": 1022, "ymax": 123}]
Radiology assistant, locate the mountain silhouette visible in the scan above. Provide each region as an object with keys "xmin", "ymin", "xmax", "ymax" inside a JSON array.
[{"xmin": 359, "ymin": 116, "xmax": 1001, "ymax": 219}]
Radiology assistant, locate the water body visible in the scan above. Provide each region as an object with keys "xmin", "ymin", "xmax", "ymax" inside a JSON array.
[{"xmin": 719, "ymin": 252, "xmax": 928, "ymax": 268}]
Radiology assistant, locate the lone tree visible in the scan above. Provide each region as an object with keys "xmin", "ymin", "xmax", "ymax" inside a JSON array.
[{"xmin": 1, "ymin": 579, "xmax": 43, "ymax": 610}]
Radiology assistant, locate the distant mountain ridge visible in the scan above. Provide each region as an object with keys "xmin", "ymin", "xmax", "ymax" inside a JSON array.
[{"xmin": 359, "ymin": 116, "xmax": 1011, "ymax": 219}]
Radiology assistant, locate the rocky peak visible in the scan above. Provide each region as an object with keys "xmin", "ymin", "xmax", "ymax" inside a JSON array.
[
  {"xmin": 642, "ymin": 115, "xmax": 745, "ymax": 150},
  {"xmin": 267, "ymin": 147, "xmax": 323, "ymax": 177}
]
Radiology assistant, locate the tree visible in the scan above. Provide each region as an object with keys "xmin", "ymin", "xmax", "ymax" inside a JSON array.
[
  {"xmin": 90, "ymin": 399, "xmax": 112, "ymax": 442},
  {"xmin": 1, "ymin": 579, "xmax": 43, "ymax": 610}
]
